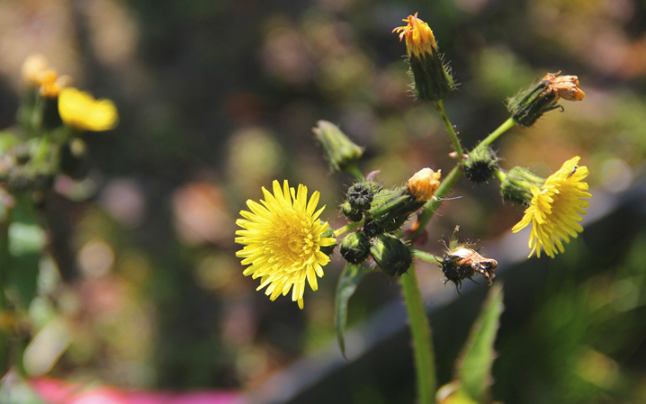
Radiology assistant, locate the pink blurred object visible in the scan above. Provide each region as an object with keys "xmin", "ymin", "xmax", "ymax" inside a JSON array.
[{"xmin": 30, "ymin": 377, "xmax": 247, "ymax": 404}]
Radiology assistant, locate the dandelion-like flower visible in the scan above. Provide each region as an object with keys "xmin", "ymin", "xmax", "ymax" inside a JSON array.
[
  {"xmin": 512, "ymin": 157, "xmax": 591, "ymax": 258},
  {"xmin": 235, "ymin": 180, "xmax": 336, "ymax": 309},
  {"xmin": 58, "ymin": 87, "xmax": 118, "ymax": 131},
  {"xmin": 393, "ymin": 12, "xmax": 438, "ymax": 58}
]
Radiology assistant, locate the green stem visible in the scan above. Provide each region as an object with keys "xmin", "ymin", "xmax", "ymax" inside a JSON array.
[
  {"xmin": 494, "ymin": 169, "xmax": 506, "ymax": 182},
  {"xmin": 346, "ymin": 164, "xmax": 364, "ymax": 180},
  {"xmin": 401, "ymin": 264, "xmax": 436, "ymax": 404},
  {"xmin": 477, "ymin": 117, "xmax": 516, "ymax": 149},
  {"xmin": 436, "ymin": 100, "xmax": 464, "ymax": 162},
  {"xmin": 334, "ymin": 220, "xmax": 363, "ymax": 237},
  {"xmin": 0, "ymin": 203, "xmax": 11, "ymax": 374},
  {"xmin": 411, "ymin": 249, "xmax": 441, "ymax": 264}
]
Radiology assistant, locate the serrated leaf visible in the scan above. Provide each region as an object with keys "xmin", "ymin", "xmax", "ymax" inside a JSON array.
[
  {"xmin": 456, "ymin": 283, "xmax": 504, "ymax": 402},
  {"xmin": 335, "ymin": 262, "xmax": 370, "ymax": 359}
]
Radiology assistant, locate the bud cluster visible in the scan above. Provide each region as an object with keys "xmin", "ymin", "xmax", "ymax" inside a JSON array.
[{"xmin": 339, "ymin": 169, "xmax": 441, "ymax": 276}]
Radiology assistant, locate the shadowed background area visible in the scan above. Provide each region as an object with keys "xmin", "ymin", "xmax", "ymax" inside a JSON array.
[{"xmin": 1, "ymin": 0, "xmax": 646, "ymax": 403}]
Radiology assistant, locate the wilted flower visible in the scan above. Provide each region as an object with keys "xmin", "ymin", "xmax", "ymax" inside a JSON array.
[
  {"xmin": 543, "ymin": 72, "xmax": 585, "ymax": 101},
  {"xmin": 440, "ymin": 226, "xmax": 497, "ymax": 291},
  {"xmin": 37, "ymin": 70, "xmax": 71, "ymax": 98},
  {"xmin": 407, "ymin": 168, "xmax": 441, "ymax": 202},
  {"xmin": 58, "ymin": 87, "xmax": 118, "ymax": 131},
  {"xmin": 512, "ymin": 157, "xmax": 591, "ymax": 258},
  {"xmin": 235, "ymin": 180, "xmax": 336, "ymax": 309},
  {"xmin": 393, "ymin": 13, "xmax": 454, "ymax": 102}
]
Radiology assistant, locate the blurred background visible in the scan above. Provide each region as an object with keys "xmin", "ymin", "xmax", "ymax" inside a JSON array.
[{"xmin": 1, "ymin": 0, "xmax": 646, "ymax": 403}]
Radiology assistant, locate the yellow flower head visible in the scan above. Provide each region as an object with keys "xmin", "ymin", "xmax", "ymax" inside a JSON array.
[
  {"xmin": 392, "ymin": 13, "xmax": 438, "ymax": 58},
  {"xmin": 512, "ymin": 157, "xmax": 591, "ymax": 258},
  {"xmin": 37, "ymin": 70, "xmax": 71, "ymax": 98},
  {"xmin": 58, "ymin": 87, "xmax": 118, "ymax": 131},
  {"xmin": 407, "ymin": 168, "xmax": 441, "ymax": 202},
  {"xmin": 235, "ymin": 180, "xmax": 336, "ymax": 309},
  {"xmin": 21, "ymin": 54, "xmax": 49, "ymax": 86}
]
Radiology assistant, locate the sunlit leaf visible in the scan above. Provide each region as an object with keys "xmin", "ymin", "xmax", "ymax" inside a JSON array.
[
  {"xmin": 456, "ymin": 283, "xmax": 504, "ymax": 402},
  {"xmin": 335, "ymin": 262, "xmax": 370, "ymax": 359}
]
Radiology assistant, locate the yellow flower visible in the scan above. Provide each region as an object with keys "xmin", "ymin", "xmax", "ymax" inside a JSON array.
[
  {"xmin": 236, "ymin": 180, "xmax": 336, "ymax": 309},
  {"xmin": 37, "ymin": 70, "xmax": 71, "ymax": 98},
  {"xmin": 21, "ymin": 54, "xmax": 49, "ymax": 86},
  {"xmin": 58, "ymin": 87, "xmax": 118, "ymax": 131},
  {"xmin": 392, "ymin": 12, "xmax": 438, "ymax": 58},
  {"xmin": 512, "ymin": 157, "xmax": 591, "ymax": 258}
]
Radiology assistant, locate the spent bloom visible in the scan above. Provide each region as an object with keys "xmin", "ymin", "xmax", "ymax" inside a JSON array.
[
  {"xmin": 393, "ymin": 13, "xmax": 438, "ymax": 58},
  {"xmin": 393, "ymin": 13, "xmax": 454, "ymax": 102},
  {"xmin": 543, "ymin": 72, "xmax": 585, "ymax": 101},
  {"xmin": 58, "ymin": 87, "xmax": 118, "ymax": 131},
  {"xmin": 407, "ymin": 168, "xmax": 441, "ymax": 202},
  {"xmin": 235, "ymin": 180, "xmax": 336, "ymax": 309},
  {"xmin": 512, "ymin": 157, "xmax": 591, "ymax": 258},
  {"xmin": 37, "ymin": 70, "xmax": 71, "ymax": 98}
]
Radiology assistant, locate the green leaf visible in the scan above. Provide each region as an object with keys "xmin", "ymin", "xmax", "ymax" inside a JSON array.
[
  {"xmin": 8, "ymin": 194, "xmax": 45, "ymax": 306},
  {"xmin": 456, "ymin": 283, "xmax": 504, "ymax": 402},
  {"xmin": 335, "ymin": 262, "xmax": 370, "ymax": 359}
]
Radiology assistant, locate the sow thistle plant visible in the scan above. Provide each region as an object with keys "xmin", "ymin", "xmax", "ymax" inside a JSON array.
[
  {"xmin": 0, "ymin": 54, "xmax": 118, "ymax": 372},
  {"xmin": 236, "ymin": 12, "xmax": 590, "ymax": 404}
]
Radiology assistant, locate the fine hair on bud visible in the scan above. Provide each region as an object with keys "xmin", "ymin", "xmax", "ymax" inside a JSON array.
[{"xmin": 464, "ymin": 146, "xmax": 500, "ymax": 184}]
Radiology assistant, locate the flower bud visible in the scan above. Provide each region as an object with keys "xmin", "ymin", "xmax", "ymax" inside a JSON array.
[
  {"xmin": 370, "ymin": 233, "xmax": 412, "ymax": 276},
  {"xmin": 320, "ymin": 227, "xmax": 338, "ymax": 257},
  {"xmin": 347, "ymin": 180, "xmax": 382, "ymax": 212},
  {"xmin": 362, "ymin": 220, "xmax": 385, "ymax": 239},
  {"xmin": 312, "ymin": 120, "xmax": 364, "ymax": 173},
  {"xmin": 340, "ymin": 231, "xmax": 370, "ymax": 264},
  {"xmin": 464, "ymin": 147, "xmax": 499, "ymax": 184},
  {"xmin": 440, "ymin": 226, "xmax": 497, "ymax": 291},
  {"xmin": 407, "ymin": 168, "xmax": 441, "ymax": 201},
  {"xmin": 393, "ymin": 13, "xmax": 455, "ymax": 102},
  {"xmin": 340, "ymin": 201, "xmax": 363, "ymax": 222},
  {"xmin": 368, "ymin": 187, "xmax": 422, "ymax": 232},
  {"xmin": 500, "ymin": 167, "xmax": 545, "ymax": 206},
  {"xmin": 21, "ymin": 54, "xmax": 49, "ymax": 87},
  {"xmin": 507, "ymin": 79, "xmax": 560, "ymax": 127}
]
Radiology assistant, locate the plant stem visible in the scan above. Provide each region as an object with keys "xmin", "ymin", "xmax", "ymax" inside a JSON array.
[
  {"xmin": 436, "ymin": 100, "xmax": 464, "ymax": 162},
  {"xmin": 346, "ymin": 164, "xmax": 364, "ymax": 180},
  {"xmin": 411, "ymin": 249, "xmax": 441, "ymax": 264},
  {"xmin": 401, "ymin": 264, "xmax": 436, "ymax": 404},
  {"xmin": 477, "ymin": 117, "xmax": 516, "ymax": 149},
  {"xmin": 0, "ymin": 203, "xmax": 12, "ymax": 374},
  {"xmin": 334, "ymin": 221, "xmax": 363, "ymax": 237}
]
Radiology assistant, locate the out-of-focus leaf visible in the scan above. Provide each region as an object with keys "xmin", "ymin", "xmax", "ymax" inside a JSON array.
[
  {"xmin": 0, "ymin": 131, "xmax": 20, "ymax": 154},
  {"xmin": 8, "ymin": 195, "xmax": 45, "ymax": 306},
  {"xmin": 436, "ymin": 382, "xmax": 479, "ymax": 404},
  {"xmin": 335, "ymin": 262, "xmax": 370, "ymax": 359},
  {"xmin": 456, "ymin": 283, "xmax": 504, "ymax": 402}
]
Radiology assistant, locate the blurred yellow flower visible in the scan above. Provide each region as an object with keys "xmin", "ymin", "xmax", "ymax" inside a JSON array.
[
  {"xmin": 392, "ymin": 13, "xmax": 437, "ymax": 58},
  {"xmin": 235, "ymin": 180, "xmax": 336, "ymax": 309},
  {"xmin": 21, "ymin": 54, "xmax": 49, "ymax": 86},
  {"xmin": 58, "ymin": 87, "xmax": 118, "ymax": 131},
  {"xmin": 37, "ymin": 70, "xmax": 71, "ymax": 98},
  {"xmin": 512, "ymin": 157, "xmax": 591, "ymax": 258}
]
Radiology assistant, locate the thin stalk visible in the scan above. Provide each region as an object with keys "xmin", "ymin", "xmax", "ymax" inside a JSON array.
[
  {"xmin": 346, "ymin": 164, "xmax": 364, "ymax": 180},
  {"xmin": 477, "ymin": 117, "xmax": 516, "ymax": 149},
  {"xmin": 401, "ymin": 263, "xmax": 436, "ymax": 404},
  {"xmin": 411, "ymin": 249, "xmax": 441, "ymax": 264},
  {"xmin": 436, "ymin": 100, "xmax": 464, "ymax": 162},
  {"xmin": 0, "ymin": 204, "xmax": 12, "ymax": 373},
  {"xmin": 334, "ymin": 221, "xmax": 363, "ymax": 237}
]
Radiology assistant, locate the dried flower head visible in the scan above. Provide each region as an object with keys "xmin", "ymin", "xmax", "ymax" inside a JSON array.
[
  {"xmin": 543, "ymin": 72, "xmax": 585, "ymax": 101},
  {"xmin": 407, "ymin": 168, "xmax": 442, "ymax": 202},
  {"xmin": 440, "ymin": 226, "xmax": 497, "ymax": 291},
  {"xmin": 235, "ymin": 180, "xmax": 336, "ymax": 309},
  {"xmin": 58, "ymin": 87, "xmax": 118, "ymax": 131},
  {"xmin": 512, "ymin": 156, "xmax": 591, "ymax": 258}
]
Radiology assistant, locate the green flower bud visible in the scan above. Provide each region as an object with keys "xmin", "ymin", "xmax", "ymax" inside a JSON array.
[
  {"xmin": 340, "ymin": 231, "xmax": 370, "ymax": 264},
  {"xmin": 368, "ymin": 187, "xmax": 425, "ymax": 232},
  {"xmin": 320, "ymin": 227, "xmax": 337, "ymax": 256},
  {"xmin": 464, "ymin": 146, "xmax": 500, "ymax": 184},
  {"xmin": 347, "ymin": 181, "xmax": 382, "ymax": 212},
  {"xmin": 370, "ymin": 233, "xmax": 412, "ymax": 276},
  {"xmin": 507, "ymin": 78, "xmax": 561, "ymax": 127},
  {"xmin": 500, "ymin": 167, "xmax": 546, "ymax": 206},
  {"xmin": 340, "ymin": 201, "xmax": 363, "ymax": 222},
  {"xmin": 312, "ymin": 120, "xmax": 364, "ymax": 173}
]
